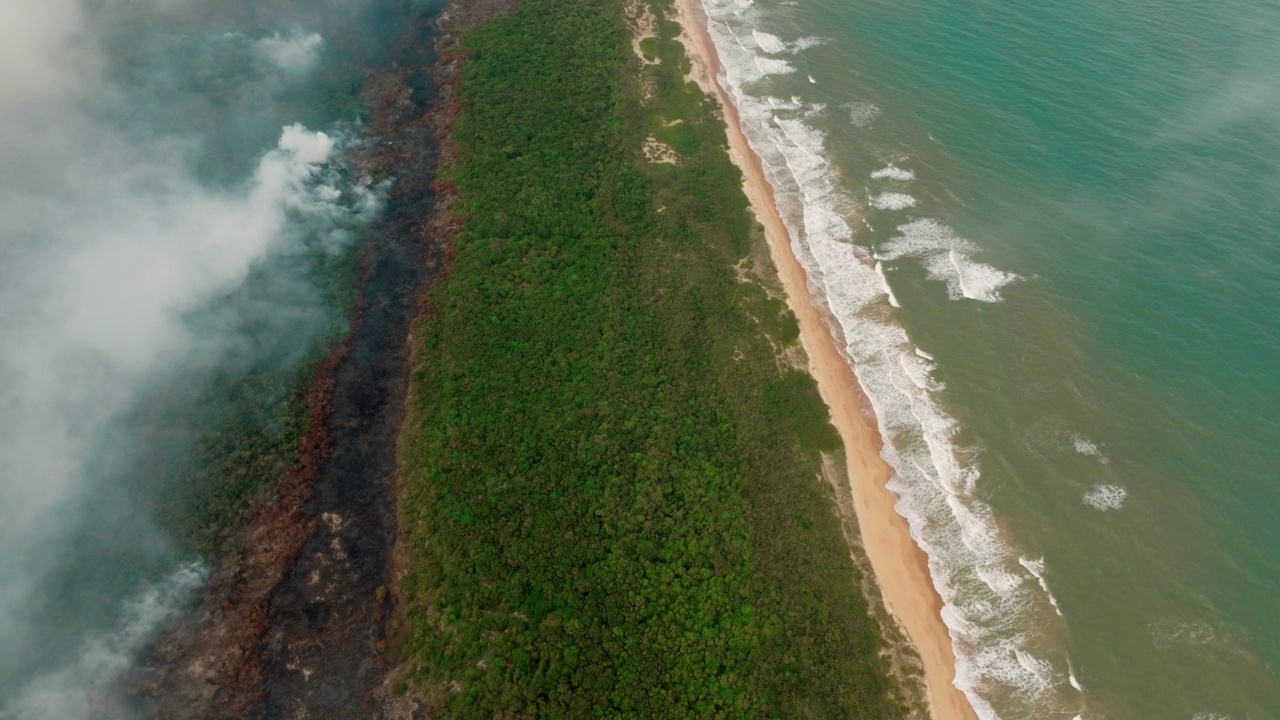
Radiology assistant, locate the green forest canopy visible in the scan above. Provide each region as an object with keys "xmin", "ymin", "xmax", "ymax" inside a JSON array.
[{"xmin": 396, "ymin": 0, "xmax": 910, "ymax": 716}]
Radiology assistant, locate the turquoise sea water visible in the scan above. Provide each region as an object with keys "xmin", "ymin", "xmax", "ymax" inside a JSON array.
[{"xmin": 695, "ymin": 0, "xmax": 1280, "ymax": 717}]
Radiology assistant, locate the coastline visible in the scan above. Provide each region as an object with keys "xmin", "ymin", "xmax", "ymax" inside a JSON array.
[{"xmin": 669, "ymin": 2, "xmax": 977, "ymax": 718}]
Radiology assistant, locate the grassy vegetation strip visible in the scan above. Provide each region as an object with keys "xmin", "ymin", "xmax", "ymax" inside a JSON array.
[{"xmin": 397, "ymin": 0, "xmax": 905, "ymax": 716}]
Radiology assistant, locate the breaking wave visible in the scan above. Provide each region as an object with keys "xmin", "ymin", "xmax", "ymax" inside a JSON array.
[
  {"xmin": 878, "ymin": 219, "xmax": 1020, "ymax": 302},
  {"xmin": 696, "ymin": 0, "xmax": 1068, "ymax": 716},
  {"xmin": 869, "ymin": 192, "xmax": 918, "ymax": 210},
  {"xmin": 1083, "ymin": 484, "xmax": 1127, "ymax": 510},
  {"xmin": 871, "ymin": 164, "xmax": 916, "ymax": 181}
]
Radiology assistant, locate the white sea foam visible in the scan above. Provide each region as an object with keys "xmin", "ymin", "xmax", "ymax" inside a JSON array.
[
  {"xmin": 720, "ymin": 24, "xmax": 797, "ymax": 82},
  {"xmin": 1071, "ymin": 435, "xmax": 1111, "ymax": 463},
  {"xmin": 699, "ymin": 1, "xmax": 1057, "ymax": 715},
  {"xmin": 752, "ymin": 30, "xmax": 787, "ymax": 54},
  {"xmin": 977, "ymin": 565, "xmax": 1025, "ymax": 597},
  {"xmin": 849, "ymin": 101, "xmax": 880, "ymax": 126},
  {"xmin": 870, "ymin": 192, "xmax": 918, "ymax": 210},
  {"xmin": 1192, "ymin": 714, "xmax": 1232, "ymax": 720},
  {"xmin": 949, "ymin": 250, "xmax": 1021, "ymax": 302},
  {"xmin": 808, "ymin": 75, "xmax": 816, "ymax": 84},
  {"xmin": 875, "ymin": 261, "xmax": 900, "ymax": 308},
  {"xmin": 899, "ymin": 348, "xmax": 946, "ymax": 391},
  {"xmin": 882, "ymin": 219, "xmax": 1020, "ymax": 302},
  {"xmin": 960, "ymin": 636, "xmax": 1058, "ymax": 705},
  {"xmin": 1015, "ymin": 648, "xmax": 1056, "ymax": 693},
  {"xmin": 879, "ymin": 218, "xmax": 976, "ymax": 259},
  {"xmin": 753, "ymin": 57, "xmax": 795, "ymax": 75},
  {"xmin": 1149, "ymin": 619, "xmax": 1216, "ymax": 649},
  {"xmin": 1073, "ymin": 438, "xmax": 1100, "ymax": 455},
  {"xmin": 871, "ymin": 164, "xmax": 916, "ymax": 181},
  {"xmin": 766, "ymin": 95, "xmax": 804, "ymax": 111},
  {"xmin": 1083, "ymin": 483, "xmax": 1127, "ymax": 510},
  {"xmin": 749, "ymin": 29, "xmax": 821, "ymax": 54},
  {"xmin": 1068, "ymin": 667, "xmax": 1084, "ymax": 692},
  {"xmin": 1018, "ymin": 556, "xmax": 1063, "ymax": 616}
]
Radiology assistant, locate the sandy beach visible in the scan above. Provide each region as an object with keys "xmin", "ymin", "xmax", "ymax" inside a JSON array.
[{"xmin": 670, "ymin": 2, "xmax": 977, "ymax": 718}]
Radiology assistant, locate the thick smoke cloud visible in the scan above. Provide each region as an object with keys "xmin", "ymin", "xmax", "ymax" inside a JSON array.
[
  {"xmin": 5, "ymin": 565, "xmax": 208, "ymax": 719},
  {"xmin": 260, "ymin": 32, "xmax": 328, "ymax": 73},
  {"xmin": 0, "ymin": 0, "xmax": 381, "ymax": 715}
]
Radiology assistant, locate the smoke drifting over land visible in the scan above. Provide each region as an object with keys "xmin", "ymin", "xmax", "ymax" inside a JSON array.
[{"xmin": 0, "ymin": 0, "xmax": 384, "ymax": 715}]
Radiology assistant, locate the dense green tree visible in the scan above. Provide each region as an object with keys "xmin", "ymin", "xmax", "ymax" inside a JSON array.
[{"xmin": 397, "ymin": 0, "xmax": 908, "ymax": 716}]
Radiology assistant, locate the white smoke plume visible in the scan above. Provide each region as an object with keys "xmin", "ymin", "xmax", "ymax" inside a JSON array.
[
  {"xmin": 259, "ymin": 32, "xmax": 327, "ymax": 73},
  {"xmin": 0, "ymin": 0, "xmax": 382, "ymax": 713}
]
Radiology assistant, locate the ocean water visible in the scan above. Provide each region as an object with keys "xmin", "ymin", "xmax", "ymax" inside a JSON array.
[{"xmin": 694, "ymin": 0, "xmax": 1280, "ymax": 717}]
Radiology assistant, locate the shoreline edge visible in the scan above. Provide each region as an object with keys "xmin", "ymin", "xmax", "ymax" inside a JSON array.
[{"xmin": 668, "ymin": 2, "xmax": 979, "ymax": 718}]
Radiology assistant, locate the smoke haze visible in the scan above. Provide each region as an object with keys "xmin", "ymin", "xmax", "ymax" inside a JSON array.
[{"xmin": 0, "ymin": 0, "xmax": 384, "ymax": 715}]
